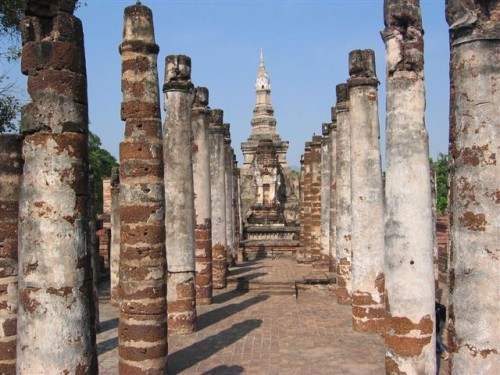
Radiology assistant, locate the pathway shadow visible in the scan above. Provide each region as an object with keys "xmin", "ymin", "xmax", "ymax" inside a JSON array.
[
  {"xmin": 211, "ymin": 288, "xmax": 247, "ymax": 305},
  {"xmin": 201, "ymin": 365, "xmax": 245, "ymax": 375},
  {"xmin": 168, "ymin": 319, "xmax": 262, "ymax": 374},
  {"xmin": 197, "ymin": 294, "xmax": 269, "ymax": 330},
  {"xmin": 228, "ymin": 265, "xmax": 264, "ymax": 277},
  {"xmin": 99, "ymin": 317, "xmax": 118, "ymax": 333},
  {"xmin": 97, "ymin": 336, "xmax": 118, "ymax": 355}
]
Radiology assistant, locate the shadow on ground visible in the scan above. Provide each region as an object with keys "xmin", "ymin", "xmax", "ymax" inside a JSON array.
[
  {"xmin": 197, "ymin": 294, "xmax": 269, "ymax": 330},
  {"xmin": 201, "ymin": 365, "xmax": 245, "ymax": 375},
  {"xmin": 168, "ymin": 319, "xmax": 262, "ymax": 374}
]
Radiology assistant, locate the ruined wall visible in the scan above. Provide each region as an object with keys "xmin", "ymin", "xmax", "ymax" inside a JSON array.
[{"xmin": 0, "ymin": 135, "xmax": 22, "ymax": 374}]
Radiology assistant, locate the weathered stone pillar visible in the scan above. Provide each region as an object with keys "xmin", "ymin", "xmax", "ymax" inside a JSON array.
[
  {"xmin": 17, "ymin": 1, "xmax": 97, "ymax": 373},
  {"xmin": 0, "ymin": 135, "xmax": 22, "ymax": 374},
  {"xmin": 382, "ymin": 1, "xmax": 436, "ymax": 372},
  {"xmin": 88, "ymin": 167, "xmax": 100, "ymax": 333},
  {"xmin": 191, "ymin": 87, "xmax": 213, "ymax": 306},
  {"xmin": 209, "ymin": 109, "xmax": 227, "ymax": 289},
  {"xmin": 233, "ymin": 155, "xmax": 242, "ymax": 252},
  {"xmin": 320, "ymin": 123, "xmax": 331, "ymax": 260},
  {"xmin": 329, "ymin": 112, "xmax": 338, "ymax": 271},
  {"xmin": 223, "ymin": 124, "xmax": 235, "ymax": 266},
  {"xmin": 110, "ymin": 167, "xmax": 120, "ymax": 306},
  {"xmin": 348, "ymin": 49, "xmax": 385, "ymax": 333},
  {"xmin": 335, "ymin": 83, "xmax": 353, "ymax": 305},
  {"xmin": 119, "ymin": 4, "xmax": 168, "ymax": 373},
  {"xmin": 163, "ymin": 55, "xmax": 197, "ymax": 334},
  {"xmin": 299, "ymin": 142, "xmax": 311, "ymax": 258},
  {"xmin": 446, "ymin": 2, "xmax": 500, "ymax": 373}
]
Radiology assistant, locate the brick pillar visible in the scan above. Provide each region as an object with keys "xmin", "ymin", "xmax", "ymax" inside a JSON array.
[
  {"xmin": 17, "ymin": 1, "xmax": 97, "ymax": 373},
  {"xmin": 110, "ymin": 167, "xmax": 120, "ymax": 305},
  {"xmin": 233, "ymin": 155, "xmax": 241, "ymax": 255},
  {"xmin": 382, "ymin": 1, "xmax": 436, "ymax": 372},
  {"xmin": 348, "ymin": 49, "xmax": 385, "ymax": 333},
  {"xmin": 223, "ymin": 124, "xmax": 235, "ymax": 266},
  {"xmin": 320, "ymin": 123, "xmax": 331, "ymax": 260},
  {"xmin": 88, "ymin": 167, "xmax": 100, "ymax": 333},
  {"xmin": 299, "ymin": 143, "xmax": 311, "ymax": 258},
  {"xmin": 118, "ymin": 4, "xmax": 168, "ymax": 373},
  {"xmin": 446, "ymin": 2, "xmax": 500, "ymax": 373},
  {"xmin": 163, "ymin": 55, "xmax": 197, "ymax": 335},
  {"xmin": 335, "ymin": 83, "xmax": 352, "ymax": 305},
  {"xmin": 329, "ymin": 112, "xmax": 338, "ymax": 271},
  {"xmin": 209, "ymin": 109, "xmax": 227, "ymax": 289},
  {"xmin": 0, "ymin": 135, "xmax": 22, "ymax": 374},
  {"xmin": 310, "ymin": 136, "xmax": 322, "ymax": 259},
  {"xmin": 191, "ymin": 87, "xmax": 213, "ymax": 306}
]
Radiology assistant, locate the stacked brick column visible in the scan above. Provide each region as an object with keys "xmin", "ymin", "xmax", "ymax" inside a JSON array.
[
  {"xmin": 382, "ymin": 1, "xmax": 436, "ymax": 372},
  {"xmin": 309, "ymin": 136, "xmax": 322, "ymax": 259},
  {"xmin": 335, "ymin": 83, "xmax": 353, "ymax": 305},
  {"xmin": 0, "ymin": 135, "xmax": 22, "ymax": 374},
  {"xmin": 110, "ymin": 167, "xmax": 120, "ymax": 305},
  {"xmin": 299, "ymin": 143, "xmax": 311, "ymax": 257},
  {"xmin": 118, "ymin": 4, "xmax": 168, "ymax": 373},
  {"xmin": 446, "ymin": 1, "xmax": 500, "ymax": 373},
  {"xmin": 233, "ymin": 155, "xmax": 241, "ymax": 253},
  {"xmin": 191, "ymin": 87, "xmax": 213, "ymax": 305},
  {"xmin": 209, "ymin": 109, "xmax": 227, "ymax": 289},
  {"xmin": 224, "ymin": 124, "xmax": 235, "ymax": 266},
  {"xmin": 348, "ymin": 50, "xmax": 385, "ymax": 333},
  {"xmin": 163, "ymin": 55, "xmax": 197, "ymax": 334},
  {"xmin": 320, "ymin": 123, "xmax": 331, "ymax": 260},
  {"xmin": 17, "ymin": 1, "xmax": 97, "ymax": 373}
]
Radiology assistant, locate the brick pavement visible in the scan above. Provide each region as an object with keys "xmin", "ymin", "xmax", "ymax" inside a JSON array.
[{"xmin": 97, "ymin": 258, "xmax": 449, "ymax": 374}]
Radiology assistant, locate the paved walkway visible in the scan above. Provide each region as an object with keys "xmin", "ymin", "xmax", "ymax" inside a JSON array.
[{"xmin": 97, "ymin": 258, "xmax": 448, "ymax": 374}]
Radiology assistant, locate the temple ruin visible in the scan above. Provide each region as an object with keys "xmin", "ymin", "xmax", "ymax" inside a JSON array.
[{"xmin": 0, "ymin": 0, "xmax": 498, "ymax": 374}]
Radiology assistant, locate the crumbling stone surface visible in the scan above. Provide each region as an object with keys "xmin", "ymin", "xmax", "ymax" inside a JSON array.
[
  {"xmin": 16, "ymin": 1, "xmax": 97, "ymax": 374},
  {"xmin": 109, "ymin": 167, "xmax": 120, "ymax": 306},
  {"xmin": 118, "ymin": 3, "xmax": 168, "ymax": 373},
  {"xmin": 209, "ymin": 109, "xmax": 228, "ymax": 289},
  {"xmin": 224, "ymin": 124, "xmax": 236, "ymax": 266},
  {"xmin": 328, "ymin": 118, "xmax": 337, "ymax": 272},
  {"xmin": 347, "ymin": 49, "xmax": 386, "ymax": 334},
  {"xmin": 321, "ymin": 123, "xmax": 331, "ymax": 260},
  {"xmin": 163, "ymin": 54, "xmax": 197, "ymax": 335},
  {"xmin": 334, "ymin": 83, "xmax": 353, "ymax": 305},
  {"xmin": 192, "ymin": 87, "xmax": 213, "ymax": 305},
  {"xmin": 382, "ymin": 1, "xmax": 436, "ymax": 372},
  {"xmin": 0, "ymin": 135, "xmax": 22, "ymax": 375},
  {"xmin": 446, "ymin": 2, "xmax": 500, "ymax": 374}
]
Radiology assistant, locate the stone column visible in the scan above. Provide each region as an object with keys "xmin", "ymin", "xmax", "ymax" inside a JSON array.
[
  {"xmin": 0, "ymin": 135, "xmax": 22, "ymax": 374},
  {"xmin": 209, "ymin": 109, "xmax": 227, "ymax": 289},
  {"xmin": 348, "ymin": 49, "xmax": 385, "ymax": 333},
  {"xmin": 163, "ymin": 55, "xmax": 197, "ymax": 334},
  {"xmin": 299, "ymin": 143, "xmax": 311, "ymax": 258},
  {"xmin": 233, "ymin": 155, "xmax": 242, "ymax": 254},
  {"xmin": 110, "ymin": 167, "xmax": 120, "ymax": 306},
  {"xmin": 382, "ymin": 1, "xmax": 436, "ymax": 372},
  {"xmin": 191, "ymin": 87, "xmax": 213, "ymax": 306},
  {"xmin": 17, "ymin": 1, "xmax": 97, "ymax": 373},
  {"xmin": 87, "ymin": 167, "xmax": 100, "ymax": 333},
  {"xmin": 320, "ymin": 123, "xmax": 331, "ymax": 260},
  {"xmin": 329, "ymin": 112, "xmax": 338, "ymax": 272},
  {"xmin": 223, "ymin": 124, "xmax": 235, "ymax": 266},
  {"xmin": 335, "ymin": 83, "xmax": 353, "ymax": 305},
  {"xmin": 310, "ymin": 136, "xmax": 323, "ymax": 259},
  {"xmin": 119, "ymin": 4, "xmax": 168, "ymax": 373},
  {"xmin": 446, "ymin": 2, "xmax": 500, "ymax": 373}
]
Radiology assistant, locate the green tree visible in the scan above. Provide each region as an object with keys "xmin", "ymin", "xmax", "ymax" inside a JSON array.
[
  {"xmin": 88, "ymin": 131, "xmax": 118, "ymax": 214},
  {"xmin": 431, "ymin": 153, "xmax": 449, "ymax": 213}
]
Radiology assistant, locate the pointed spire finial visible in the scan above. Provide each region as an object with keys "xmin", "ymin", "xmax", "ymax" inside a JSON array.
[{"xmin": 260, "ymin": 48, "xmax": 264, "ymax": 67}]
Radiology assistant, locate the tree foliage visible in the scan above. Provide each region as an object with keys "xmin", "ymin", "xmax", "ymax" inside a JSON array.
[
  {"xmin": 431, "ymin": 153, "xmax": 449, "ymax": 214},
  {"xmin": 89, "ymin": 132, "xmax": 118, "ymax": 214}
]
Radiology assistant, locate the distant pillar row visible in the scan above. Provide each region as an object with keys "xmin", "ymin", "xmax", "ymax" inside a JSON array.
[
  {"xmin": 118, "ymin": 3, "xmax": 168, "ymax": 373},
  {"xmin": 191, "ymin": 87, "xmax": 213, "ymax": 306},
  {"xmin": 334, "ymin": 83, "xmax": 352, "ymax": 305},
  {"xmin": 17, "ymin": 1, "xmax": 97, "ymax": 373},
  {"xmin": 110, "ymin": 167, "xmax": 121, "ymax": 306},
  {"xmin": 209, "ymin": 110, "xmax": 228, "ymax": 289},
  {"xmin": 446, "ymin": 2, "xmax": 500, "ymax": 374},
  {"xmin": 0, "ymin": 135, "xmax": 22, "ymax": 374},
  {"xmin": 382, "ymin": 0, "xmax": 436, "ymax": 372},
  {"xmin": 348, "ymin": 49, "xmax": 385, "ymax": 333},
  {"xmin": 163, "ymin": 55, "xmax": 197, "ymax": 335}
]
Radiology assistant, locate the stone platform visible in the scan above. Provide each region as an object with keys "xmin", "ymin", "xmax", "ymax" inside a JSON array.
[{"xmin": 97, "ymin": 258, "xmax": 450, "ymax": 374}]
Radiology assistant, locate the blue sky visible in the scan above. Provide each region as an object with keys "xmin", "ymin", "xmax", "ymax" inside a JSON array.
[{"xmin": 6, "ymin": 0, "xmax": 450, "ymax": 168}]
